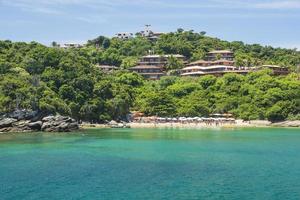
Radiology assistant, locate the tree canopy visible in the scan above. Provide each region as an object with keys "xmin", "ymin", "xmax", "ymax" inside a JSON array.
[{"xmin": 0, "ymin": 30, "xmax": 299, "ymax": 122}]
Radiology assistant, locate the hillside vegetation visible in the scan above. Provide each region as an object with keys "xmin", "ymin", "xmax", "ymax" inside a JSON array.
[{"xmin": 1, "ymin": 30, "xmax": 300, "ymax": 122}]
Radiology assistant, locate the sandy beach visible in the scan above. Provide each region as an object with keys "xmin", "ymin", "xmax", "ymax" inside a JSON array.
[
  {"xmin": 80, "ymin": 120, "xmax": 300, "ymax": 129},
  {"xmin": 128, "ymin": 120, "xmax": 271, "ymax": 129}
]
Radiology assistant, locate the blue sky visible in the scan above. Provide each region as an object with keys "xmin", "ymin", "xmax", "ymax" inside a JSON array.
[{"xmin": 0, "ymin": 0, "xmax": 300, "ymax": 49}]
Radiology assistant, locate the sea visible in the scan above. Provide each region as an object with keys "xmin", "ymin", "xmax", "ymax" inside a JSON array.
[{"xmin": 0, "ymin": 128, "xmax": 300, "ymax": 200}]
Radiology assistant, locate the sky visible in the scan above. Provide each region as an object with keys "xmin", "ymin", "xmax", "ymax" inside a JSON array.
[{"xmin": 0, "ymin": 0, "xmax": 300, "ymax": 49}]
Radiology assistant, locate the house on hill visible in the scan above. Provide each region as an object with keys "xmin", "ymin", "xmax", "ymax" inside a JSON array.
[
  {"xmin": 60, "ymin": 43, "xmax": 85, "ymax": 49},
  {"xmin": 115, "ymin": 32, "xmax": 134, "ymax": 40},
  {"xmin": 181, "ymin": 65, "xmax": 251, "ymax": 77},
  {"xmin": 129, "ymin": 65, "xmax": 165, "ymax": 80},
  {"xmin": 260, "ymin": 65, "xmax": 289, "ymax": 75},
  {"xmin": 206, "ymin": 50, "xmax": 234, "ymax": 61},
  {"xmin": 139, "ymin": 25, "xmax": 164, "ymax": 41},
  {"xmin": 181, "ymin": 50, "xmax": 239, "ymax": 77},
  {"xmin": 138, "ymin": 54, "xmax": 186, "ymax": 67},
  {"xmin": 187, "ymin": 59, "xmax": 235, "ymax": 67},
  {"xmin": 129, "ymin": 54, "xmax": 185, "ymax": 80},
  {"xmin": 95, "ymin": 65, "xmax": 119, "ymax": 73}
]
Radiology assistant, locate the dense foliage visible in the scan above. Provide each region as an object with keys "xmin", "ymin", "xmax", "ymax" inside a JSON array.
[
  {"xmin": 1, "ymin": 30, "xmax": 300, "ymax": 122},
  {"xmin": 134, "ymin": 72, "xmax": 300, "ymax": 122}
]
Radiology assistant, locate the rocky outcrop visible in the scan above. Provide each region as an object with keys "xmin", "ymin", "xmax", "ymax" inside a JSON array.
[
  {"xmin": 41, "ymin": 116, "xmax": 78, "ymax": 132},
  {"xmin": 5, "ymin": 110, "xmax": 39, "ymax": 121},
  {"xmin": 0, "ymin": 112, "xmax": 79, "ymax": 133},
  {"xmin": 0, "ymin": 118, "xmax": 18, "ymax": 128},
  {"xmin": 28, "ymin": 121, "xmax": 43, "ymax": 130},
  {"xmin": 108, "ymin": 120, "xmax": 130, "ymax": 128}
]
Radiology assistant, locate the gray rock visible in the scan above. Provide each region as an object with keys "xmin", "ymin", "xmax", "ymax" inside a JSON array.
[
  {"xmin": 0, "ymin": 127, "xmax": 12, "ymax": 133},
  {"xmin": 7, "ymin": 110, "xmax": 38, "ymax": 120},
  {"xmin": 0, "ymin": 118, "xmax": 18, "ymax": 128},
  {"xmin": 108, "ymin": 120, "xmax": 118, "ymax": 125},
  {"xmin": 0, "ymin": 115, "xmax": 78, "ymax": 133},
  {"xmin": 13, "ymin": 120, "xmax": 30, "ymax": 128},
  {"xmin": 41, "ymin": 115, "xmax": 79, "ymax": 132},
  {"xmin": 41, "ymin": 123, "xmax": 50, "ymax": 131},
  {"xmin": 42, "ymin": 116, "xmax": 56, "ymax": 122},
  {"xmin": 28, "ymin": 121, "xmax": 42, "ymax": 130}
]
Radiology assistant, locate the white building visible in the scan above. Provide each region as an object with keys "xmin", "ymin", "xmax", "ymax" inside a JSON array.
[
  {"xmin": 181, "ymin": 65, "xmax": 252, "ymax": 77},
  {"xmin": 115, "ymin": 32, "xmax": 134, "ymax": 40},
  {"xmin": 139, "ymin": 25, "xmax": 164, "ymax": 41},
  {"xmin": 60, "ymin": 43, "xmax": 85, "ymax": 49}
]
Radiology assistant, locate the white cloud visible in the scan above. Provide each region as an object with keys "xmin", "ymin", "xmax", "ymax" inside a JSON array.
[
  {"xmin": 1, "ymin": 0, "xmax": 299, "ymax": 22},
  {"xmin": 2, "ymin": 0, "xmax": 300, "ymax": 13},
  {"xmin": 254, "ymin": 1, "xmax": 300, "ymax": 9}
]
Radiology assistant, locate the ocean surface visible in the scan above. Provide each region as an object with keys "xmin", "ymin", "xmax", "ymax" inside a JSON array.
[{"xmin": 0, "ymin": 128, "xmax": 300, "ymax": 200}]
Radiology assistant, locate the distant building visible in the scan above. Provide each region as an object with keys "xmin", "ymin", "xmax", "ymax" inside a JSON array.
[
  {"xmin": 95, "ymin": 64, "xmax": 118, "ymax": 73},
  {"xmin": 139, "ymin": 25, "xmax": 164, "ymax": 41},
  {"xmin": 129, "ymin": 65, "xmax": 165, "ymax": 80},
  {"xmin": 181, "ymin": 50, "xmax": 289, "ymax": 77},
  {"xmin": 181, "ymin": 51, "xmax": 238, "ymax": 77},
  {"xmin": 180, "ymin": 64, "xmax": 289, "ymax": 77},
  {"xmin": 115, "ymin": 32, "xmax": 133, "ymax": 40},
  {"xmin": 131, "ymin": 54, "xmax": 186, "ymax": 79},
  {"xmin": 138, "ymin": 54, "xmax": 186, "ymax": 67},
  {"xmin": 187, "ymin": 59, "xmax": 235, "ymax": 67},
  {"xmin": 60, "ymin": 43, "xmax": 85, "ymax": 49},
  {"xmin": 140, "ymin": 31, "xmax": 164, "ymax": 41},
  {"xmin": 181, "ymin": 65, "xmax": 251, "ymax": 77},
  {"xmin": 260, "ymin": 65, "xmax": 289, "ymax": 75},
  {"xmin": 206, "ymin": 50, "xmax": 234, "ymax": 61}
]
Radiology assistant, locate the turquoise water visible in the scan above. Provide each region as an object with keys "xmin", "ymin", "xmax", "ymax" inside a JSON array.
[{"xmin": 0, "ymin": 128, "xmax": 300, "ymax": 200}]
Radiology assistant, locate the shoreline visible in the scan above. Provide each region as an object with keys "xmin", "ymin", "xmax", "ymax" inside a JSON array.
[{"xmin": 80, "ymin": 120, "xmax": 300, "ymax": 129}]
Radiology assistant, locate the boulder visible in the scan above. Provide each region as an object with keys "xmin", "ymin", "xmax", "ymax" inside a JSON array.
[
  {"xmin": 0, "ymin": 114, "xmax": 78, "ymax": 133},
  {"xmin": 28, "ymin": 121, "xmax": 42, "ymax": 131},
  {"xmin": 0, "ymin": 118, "xmax": 18, "ymax": 128},
  {"xmin": 13, "ymin": 120, "xmax": 30, "ymax": 127},
  {"xmin": 41, "ymin": 116, "xmax": 78, "ymax": 132},
  {"xmin": 7, "ymin": 110, "xmax": 39, "ymax": 120},
  {"xmin": 0, "ymin": 127, "xmax": 13, "ymax": 133}
]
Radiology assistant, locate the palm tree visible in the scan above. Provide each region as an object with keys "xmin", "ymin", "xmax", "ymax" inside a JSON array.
[{"xmin": 296, "ymin": 64, "xmax": 300, "ymax": 80}]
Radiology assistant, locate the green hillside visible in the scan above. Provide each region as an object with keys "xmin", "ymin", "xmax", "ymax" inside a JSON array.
[{"xmin": 1, "ymin": 30, "xmax": 300, "ymax": 122}]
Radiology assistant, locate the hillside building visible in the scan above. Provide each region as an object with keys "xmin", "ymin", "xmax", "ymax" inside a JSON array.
[
  {"xmin": 138, "ymin": 54, "xmax": 186, "ymax": 67},
  {"xmin": 260, "ymin": 65, "xmax": 289, "ymax": 75},
  {"xmin": 139, "ymin": 25, "xmax": 164, "ymax": 41},
  {"xmin": 206, "ymin": 50, "xmax": 234, "ymax": 61},
  {"xmin": 181, "ymin": 65, "xmax": 251, "ymax": 77},
  {"xmin": 130, "ymin": 54, "xmax": 185, "ymax": 80},
  {"xmin": 60, "ymin": 43, "xmax": 85, "ymax": 49},
  {"xmin": 181, "ymin": 50, "xmax": 289, "ymax": 77},
  {"xmin": 129, "ymin": 65, "xmax": 165, "ymax": 80},
  {"xmin": 187, "ymin": 59, "xmax": 235, "ymax": 67},
  {"xmin": 115, "ymin": 32, "xmax": 134, "ymax": 40},
  {"xmin": 95, "ymin": 65, "xmax": 118, "ymax": 73}
]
